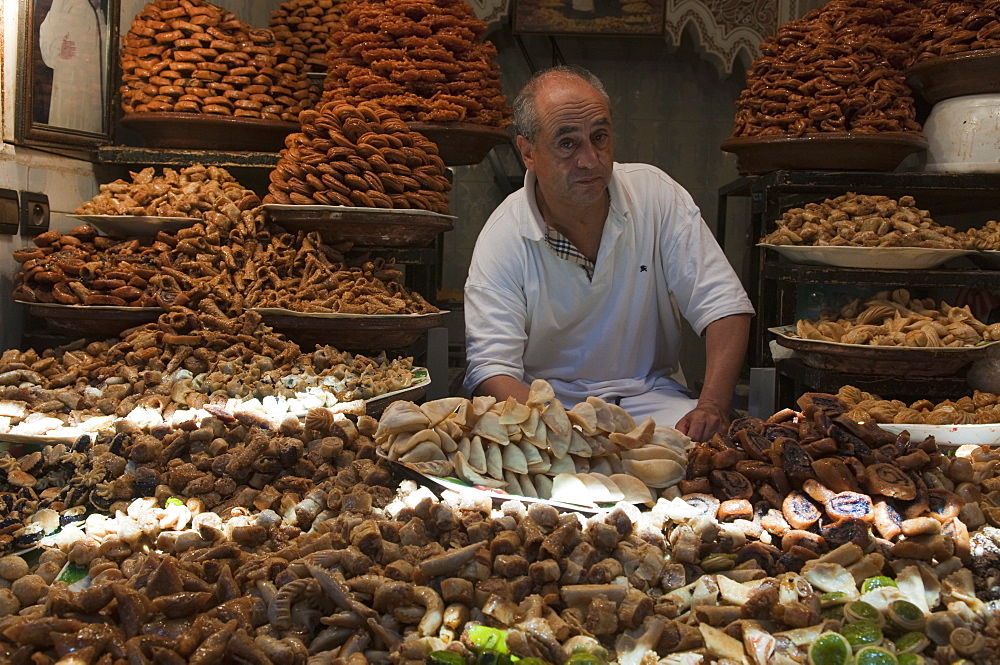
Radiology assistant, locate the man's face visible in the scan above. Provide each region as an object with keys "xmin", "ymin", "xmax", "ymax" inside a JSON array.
[{"xmin": 517, "ymin": 77, "xmax": 614, "ymax": 211}]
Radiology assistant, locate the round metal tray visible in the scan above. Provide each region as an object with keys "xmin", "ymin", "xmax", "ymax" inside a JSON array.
[
  {"xmin": 120, "ymin": 112, "xmax": 299, "ymax": 151},
  {"xmin": 905, "ymin": 49, "xmax": 1000, "ymax": 105},
  {"xmin": 255, "ymin": 309, "xmax": 447, "ymax": 353},
  {"xmin": 770, "ymin": 326, "xmax": 995, "ymax": 377},
  {"xmin": 407, "ymin": 121, "xmax": 510, "ymax": 167},
  {"xmin": 721, "ymin": 132, "xmax": 927, "ymax": 175},
  {"xmin": 263, "ymin": 204, "xmax": 454, "ymax": 248},
  {"xmin": 24, "ymin": 302, "xmax": 161, "ymax": 339}
]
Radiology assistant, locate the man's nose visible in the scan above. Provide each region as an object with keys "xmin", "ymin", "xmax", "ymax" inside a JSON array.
[{"xmin": 577, "ymin": 140, "xmax": 600, "ymax": 168}]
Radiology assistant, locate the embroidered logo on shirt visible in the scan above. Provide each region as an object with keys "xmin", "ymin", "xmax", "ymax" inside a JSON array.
[
  {"xmin": 640, "ymin": 265, "xmax": 647, "ymax": 272},
  {"xmin": 543, "ymin": 225, "xmax": 594, "ymax": 281}
]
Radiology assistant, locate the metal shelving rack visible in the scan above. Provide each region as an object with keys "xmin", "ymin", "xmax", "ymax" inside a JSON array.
[{"xmin": 719, "ymin": 170, "xmax": 1000, "ymax": 410}]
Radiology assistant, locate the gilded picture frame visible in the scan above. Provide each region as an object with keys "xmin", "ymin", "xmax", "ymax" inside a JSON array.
[{"xmin": 513, "ymin": 0, "xmax": 666, "ymax": 37}]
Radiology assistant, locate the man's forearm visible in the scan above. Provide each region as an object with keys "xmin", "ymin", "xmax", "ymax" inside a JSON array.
[
  {"xmin": 474, "ymin": 374, "xmax": 531, "ymax": 403},
  {"xmin": 698, "ymin": 314, "xmax": 752, "ymax": 412}
]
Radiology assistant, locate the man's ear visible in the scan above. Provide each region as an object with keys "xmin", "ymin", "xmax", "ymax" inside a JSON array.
[{"xmin": 515, "ymin": 135, "xmax": 534, "ymax": 170}]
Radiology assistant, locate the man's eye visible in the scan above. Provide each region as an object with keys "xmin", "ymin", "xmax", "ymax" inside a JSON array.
[{"xmin": 559, "ymin": 140, "xmax": 573, "ymax": 149}]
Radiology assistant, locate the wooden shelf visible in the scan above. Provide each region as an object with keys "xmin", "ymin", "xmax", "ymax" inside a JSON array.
[
  {"xmin": 97, "ymin": 146, "xmax": 279, "ymax": 168},
  {"xmin": 775, "ymin": 358, "xmax": 972, "ymax": 403},
  {"xmin": 761, "ymin": 262, "xmax": 1000, "ymax": 288}
]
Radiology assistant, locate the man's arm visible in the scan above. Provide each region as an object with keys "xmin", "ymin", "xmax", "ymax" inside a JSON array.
[
  {"xmin": 473, "ymin": 375, "xmax": 531, "ymax": 403},
  {"xmin": 675, "ymin": 313, "xmax": 752, "ymax": 441}
]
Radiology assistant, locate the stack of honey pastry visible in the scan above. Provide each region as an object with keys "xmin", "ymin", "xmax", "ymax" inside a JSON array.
[
  {"xmin": 731, "ymin": 0, "xmax": 923, "ymax": 137},
  {"xmin": 263, "ymin": 100, "xmax": 451, "ymax": 212},
  {"xmin": 269, "ymin": 0, "xmax": 348, "ymax": 72},
  {"xmin": 322, "ymin": 0, "xmax": 510, "ymax": 126},
  {"xmin": 914, "ymin": 0, "xmax": 1000, "ymax": 60},
  {"xmin": 120, "ymin": 0, "xmax": 318, "ymax": 122}
]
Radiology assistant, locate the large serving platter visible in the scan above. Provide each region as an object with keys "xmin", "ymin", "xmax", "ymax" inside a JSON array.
[
  {"xmin": 770, "ymin": 325, "xmax": 999, "ymax": 377},
  {"xmin": 877, "ymin": 422, "xmax": 1000, "ymax": 447},
  {"xmin": 21, "ymin": 302, "xmax": 162, "ymax": 338},
  {"xmin": 263, "ymin": 204, "xmax": 455, "ymax": 248},
  {"xmin": 120, "ymin": 112, "xmax": 298, "ymax": 151},
  {"xmin": 721, "ymin": 132, "xmax": 927, "ymax": 175},
  {"xmin": 253, "ymin": 308, "xmax": 447, "ymax": 352},
  {"xmin": 971, "ymin": 250, "xmax": 1000, "ymax": 269},
  {"xmin": 68, "ymin": 214, "xmax": 198, "ymax": 237},
  {"xmin": 406, "ymin": 121, "xmax": 511, "ymax": 167},
  {"xmin": 905, "ymin": 48, "xmax": 1000, "ymax": 104},
  {"xmin": 760, "ymin": 244, "xmax": 974, "ymax": 269}
]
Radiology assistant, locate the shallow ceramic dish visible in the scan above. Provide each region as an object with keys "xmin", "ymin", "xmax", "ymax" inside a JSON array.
[
  {"xmin": 120, "ymin": 112, "xmax": 299, "ymax": 151},
  {"xmin": 770, "ymin": 325, "xmax": 998, "ymax": 377},
  {"xmin": 263, "ymin": 204, "xmax": 455, "ymax": 248},
  {"xmin": 68, "ymin": 214, "xmax": 198, "ymax": 237},
  {"xmin": 877, "ymin": 422, "xmax": 1000, "ymax": 447},
  {"xmin": 406, "ymin": 121, "xmax": 510, "ymax": 166},
  {"xmin": 905, "ymin": 48, "xmax": 1000, "ymax": 104},
  {"xmin": 721, "ymin": 132, "xmax": 927, "ymax": 175},
  {"xmin": 760, "ymin": 244, "xmax": 974, "ymax": 269},
  {"xmin": 971, "ymin": 250, "xmax": 1000, "ymax": 269},
  {"xmin": 22, "ymin": 302, "xmax": 161, "ymax": 338},
  {"xmin": 254, "ymin": 308, "xmax": 446, "ymax": 352}
]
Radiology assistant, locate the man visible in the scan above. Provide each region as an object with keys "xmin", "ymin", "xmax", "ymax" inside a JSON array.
[{"xmin": 463, "ymin": 66, "xmax": 755, "ymax": 441}]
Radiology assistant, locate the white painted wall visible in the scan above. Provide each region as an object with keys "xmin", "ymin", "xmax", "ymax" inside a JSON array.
[{"xmin": 1, "ymin": 1, "xmax": 103, "ymax": 351}]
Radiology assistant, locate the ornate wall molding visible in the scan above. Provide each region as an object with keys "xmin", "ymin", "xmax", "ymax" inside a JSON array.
[
  {"xmin": 663, "ymin": 0, "xmax": 806, "ymax": 73},
  {"xmin": 471, "ymin": 0, "xmax": 813, "ymax": 74}
]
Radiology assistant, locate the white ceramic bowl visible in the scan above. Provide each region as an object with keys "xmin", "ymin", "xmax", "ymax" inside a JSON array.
[{"xmin": 923, "ymin": 93, "xmax": 1000, "ymax": 173}]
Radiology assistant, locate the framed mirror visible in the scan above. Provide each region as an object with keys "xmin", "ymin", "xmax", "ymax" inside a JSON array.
[{"xmin": 16, "ymin": 0, "xmax": 120, "ymax": 151}]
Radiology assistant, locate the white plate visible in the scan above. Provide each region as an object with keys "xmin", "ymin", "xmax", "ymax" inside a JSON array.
[
  {"xmin": 69, "ymin": 214, "xmax": 198, "ymax": 237},
  {"xmin": 760, "ymin": 244, "xmax": 973, "ymax": 269},
  {"xmin": 21, "ymin": 301, "xmax": 161, "ymax": 312},
  {"xmin": 262, "ymin": 204, "xmax": 455, "ymax": 221},
  {"xmin": 252, "ymin": 307, "xmax": 446, "ymax": 319},
  {"xmin": 974, "ymin": 250, "xmax": 1000, "ymax": 269},
  {"xmin": 769, "ymin": 326, "xmax": 998, "ymax": 353},
  {"xmin": 878, "ymin": 422, "xmax": 1000, "ymax": 446}
]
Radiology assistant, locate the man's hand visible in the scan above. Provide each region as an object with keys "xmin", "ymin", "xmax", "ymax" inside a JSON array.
[
  {"xmin": 675, "ymin": 402, "xmax": 729, "ymax": 442},
  {"xmin": 59, "ymin": 35, "xmax": 76, "ymax": 60}
]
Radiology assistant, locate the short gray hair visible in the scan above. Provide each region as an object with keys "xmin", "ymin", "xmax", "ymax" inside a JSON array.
[{"xmin": 511, "ymin": 65, "xmax": 611, "ymax": 142}]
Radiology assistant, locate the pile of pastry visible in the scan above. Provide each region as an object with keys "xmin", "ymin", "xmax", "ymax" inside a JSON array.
[
  {"xmin": 269, "ymin": 0, "xmax": 348, "ymax": 72},
  {"xmin": 914, "ymin": 1, "xmax": 1000, "ymax": 60},
  {"xmin": 120, "ymin": 0, "xmax": 318, "ymax": 122},
  {"xmin": 322, "ymin": 0, "xmax": 509, "ymax": 126},
  {"xmin": 731, "ymin": 0, "xmax": 923, "ymax": 137},
  {"xmin": 263, "ymin": 100, "xmax": 451, "ymax": 212}
]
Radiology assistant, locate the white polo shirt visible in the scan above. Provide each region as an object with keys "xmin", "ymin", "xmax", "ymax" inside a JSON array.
[{"xmin": 463, "ymin": 162, "xmax": 755, "ymax": 406}]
